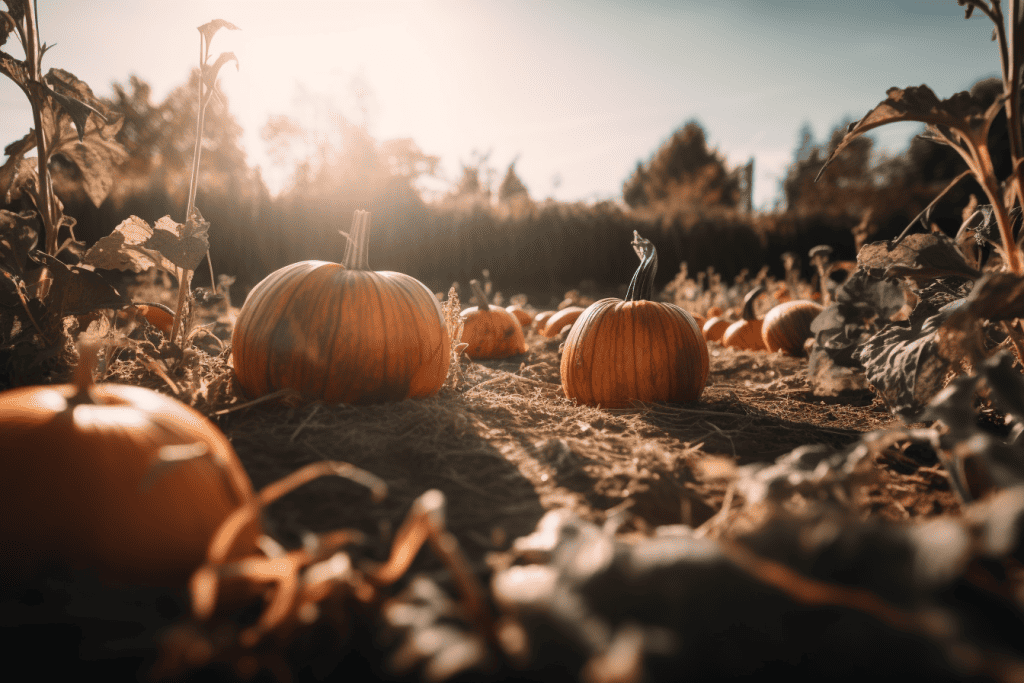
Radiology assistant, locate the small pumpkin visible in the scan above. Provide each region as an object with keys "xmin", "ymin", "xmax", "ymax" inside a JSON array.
[
  {"xmin": 460, "ymin": 279, "xmax": 529, "ymax": 359},
  {"xmin": 541, "ymin": 305, "xmax": 585, "ymax": 338},
  {"xmin": 561, "ymin": 231, "xmax": 709, "ymax": 408},
  {"xmin": 533, "ymin": 310, "xmax": 556, "ymax": 331},
  {"xmin": 506, "ymin": 304, "xmax": 534, "ymax": 328},
  {"xmin": 232, "ymin": 211, "xmax": 450, "ymax": 403},
  {"xmin": 706, "ymin": 305, "xmax": 724, "ymax": 318},
  {"xmin": 125, "ymin": 302, "xmax": 175, "ymax": 336},
  {"xmin": 702, "ymin": 315, "xmax": 732, "ymax": 342},
  {"xmin": 0, "ymin": 344, "xmax": 257, "ymax": 587},
  {"xmin": 722, "ymin": 286, "xmax": 767, "ymax": 351},
  {"xmin": 761, "ymin": 299, "xmax": 824, "ymax": 356}
]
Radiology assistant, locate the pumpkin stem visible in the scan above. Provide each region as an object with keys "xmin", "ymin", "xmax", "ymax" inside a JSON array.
[
  {"xmin": 69, "ymin": 340, "xmax": 100, "ymax": 406},
  {"xmin": 741, "ymin": 286, "xmax": 766, "ymax": 322},
  {"xmin": 469, "ymin": 279, "xmax": 491, "ymax": 311},
  {"xmin": 624, "ymin": 231, "xmax": 658, "ymax": 302},
  {"xmin": 342, "ymin": 210, "xmax": 372, "ymax": 271}
]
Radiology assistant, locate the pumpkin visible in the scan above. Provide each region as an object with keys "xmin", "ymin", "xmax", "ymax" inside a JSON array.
[
  {"xmin": 533, "ymin": 310, "xmax": 556, "ymax": 331},
  {"xmin": 761, "ymin": 299, "xmax": 824, "ymax": 356},
  {"xmin": 702, "ymin": 316, "xmax": 732, "ymax": 342},
  {"xmin": 460, "ymin": 279, "xmax": 529, "ymax": 359},
  {"xmin": 506, "ymin": 304, "xmax": 534, "ymax": 328},
  {"xmin": 0, "ymin": 344, "xmax": 257, "ymax": 587},
  {"xmin": 541, "ymin": 306, "xmax": 585, "ymax": 338},
  {"xmin": 561, "ymin": 231, "xmax": 709, "ymax": 408},
  {"xmin": 722, "ymin": 286, "xmax": 767, "ymax": 351},
  {"xmin": 706, "ymin": 305, "xmax": 724, "ymax": 318},
  {"xmin": 231, "ymin": 210, "xmax": 450, "ymax": 403},
  {"xmin": 125, "ymin": 302, "xmax": 175, "ymax": 336}
]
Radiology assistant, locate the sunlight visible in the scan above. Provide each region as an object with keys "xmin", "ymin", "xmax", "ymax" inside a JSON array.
[{"xmin": 209, "ymin": 1, "xmax": 448, "ymax": 195}]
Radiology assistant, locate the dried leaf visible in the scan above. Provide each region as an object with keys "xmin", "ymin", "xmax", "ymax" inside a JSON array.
[
  {"xmin": 83, "ymin": 214, "xmax": 208, "ymax": 275},
  {"xmin": 201, "ymin": 51, "xmax": 239, "ymax": 93},
  {"xmin": 854, "ymin": 302, "xmax": 965, "ymax": 422},
  {"xmin": 145, "ymin": 215, "xmax": 209, "ymax": 273},
  {"xmin": 31, "ymin": 251, "xmax": 127, "ymax": 316},
  {"xmin": 0, "ymin": 209, "xmax": 38, "ymax": 278},
  {"xmin": 83, "ymin": 216, "xmax": 175, "ymax": 274},
  {"xmin": 857, "ymin": 233, "xmax": 979, "ymax": 281},
  {"xmin": 198, "ymin": 19, "xmax": 240, "ymax": 48},
  {"xmin": 43, "ymin": 68, "xmax": 108, "ymax": 142},
  {"xmin": 817, "ymin": 85, "xmax": 999, "ymax": 182},
  {"xmin": 0, "ymin": 50, "xmax": 28, "ymax": 89}
]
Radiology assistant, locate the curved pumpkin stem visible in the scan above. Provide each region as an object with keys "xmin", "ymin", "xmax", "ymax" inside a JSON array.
[
  {"xmin": 342, "ymin": 209, "xmax": 372, "ymax": 271},
  {"xmin": 741, "ymin": 286, "xmax": 766, "ymax": 322},
  {"xmin": 469, "ymin": 279, "xmax": 491, "ymax": 311},
  {"xmin": 624, "ymin": 231, "xmax": 658, "ymax": 302}
]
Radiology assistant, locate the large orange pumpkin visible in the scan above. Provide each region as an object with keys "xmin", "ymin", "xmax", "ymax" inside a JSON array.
[
  {"xmin": 761, "ymin": 299, "xmax": 824, "ymax": 356},
  {"xmin": 561, "ymin": 232, "xmax": 709, "ymax": 408},
  {"xmin": 460, "ymin": 279, "xmax": 529, "ymax": 359},
  {"xmin": 722, "ymin": 286, "xmax": 767, "ymax": 351},
  {"xmin": 231, "ymin": 211, "xmax": 450, "ymax": 403},
  {"xmin": 0, "ymin": 345, "xmax": 257, "ymax": 587}
]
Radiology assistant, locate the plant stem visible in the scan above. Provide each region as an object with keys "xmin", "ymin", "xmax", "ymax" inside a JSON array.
[
  {"xmin": 22, "ymin": 1, "xmax": 57, "ymax": 255},
  {"xmin": 977, "ymin": 142, "xmax": 1024, "ymax": 273}
]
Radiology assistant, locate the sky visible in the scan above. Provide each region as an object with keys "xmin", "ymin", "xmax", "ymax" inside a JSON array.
[{"xmin": 0, "ymin": 0, "xmax": 1006, "ymax": 209}]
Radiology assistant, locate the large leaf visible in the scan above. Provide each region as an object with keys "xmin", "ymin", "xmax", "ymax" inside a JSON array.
[
  {"xmin": 857, "ymin": 232, "xmax": 980, "ymax": 281},
  {"xmin": 43, "ymin": 68, "xmax": 108, "ymax": 142},
  {"xmin": 84, "ymin": 214, "xmax": 209, "ymax": 275},
  {"xmin": 30, "ymin": 251, "xmax": 127, "ymax": 317},
  {"xmin": 816, "ymin": 85, "xmax": 1000, "ymax": 182},
  {"xmin": 853, "ymin": 300, "xmax": 967, "ymax": 422}
]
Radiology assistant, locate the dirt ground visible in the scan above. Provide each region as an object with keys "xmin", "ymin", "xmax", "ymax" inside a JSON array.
[
  {"xmin": 205, "ymin": 322, "xmax": 957, "ymax": 565},
  {"xmin": 3, "ymin": 297, "xmax": 978, "ymax": 682}
]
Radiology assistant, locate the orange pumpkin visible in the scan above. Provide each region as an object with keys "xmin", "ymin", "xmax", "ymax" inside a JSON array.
[
  {"xmin": 506, "ymin": 304, "xmax": 534, "ymax": 328},
  {"xmin": 541, "ymin": 306, "xmax": 585, "ymax": 338},
  {"xmin": 533, "ymin": 310, "xmax": 556, "ymax": 331},
  {"xmin": 702, "ymin": 316, "xmax": 732, "ymax": 342},
  {"xmin": 0, "ymin": 345, "xmax": 257, "ymax": 587},
  {"xmin": 722, "ymin": 286, "xmax": 767, "ymax": 351},
  {"xmin": 706, "ymin": 305, "xmax": 724, "ymax": 318},
  {"xmin": 124, "ymin": 302, "xmax": 175, "ymax": 336},
  {"xmin": 231, "ymin": 211, "xmax": 450, "ymax": 403},
  {"xmin": 762, "ymin": 299, "xmax": 824, "ymax": 356},
  {"xmin": 561, "ymin": 231, "xmax": 709, "ymax": 408},
  {"xmin": 460, "ymin": 279, "xmax": 529, "ymax": 359}
]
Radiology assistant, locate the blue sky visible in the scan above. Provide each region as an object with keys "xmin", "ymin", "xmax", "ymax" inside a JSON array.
[{"xmin": 0, "ymin": 1, "xmax": 1005, "ymax": 208}]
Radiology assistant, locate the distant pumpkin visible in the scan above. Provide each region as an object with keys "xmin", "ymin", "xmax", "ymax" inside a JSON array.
[
  {"xmin": 722, "ymin": 286, "xmax": 767, "ymax": 351},
  {"xmin": 561, "ymin": 232, "xmax": 709, "ymax": 408},
  {"xmin": 541, "ymin": 306, "xmax": 585, "ymax": 338},
  {"xmin": 460, "ymin": 280, "xmax": 529, "ymax": 359},
  {"xmin": 762, "ymin": 300, "xmax": 824, "ymax": 356}
]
